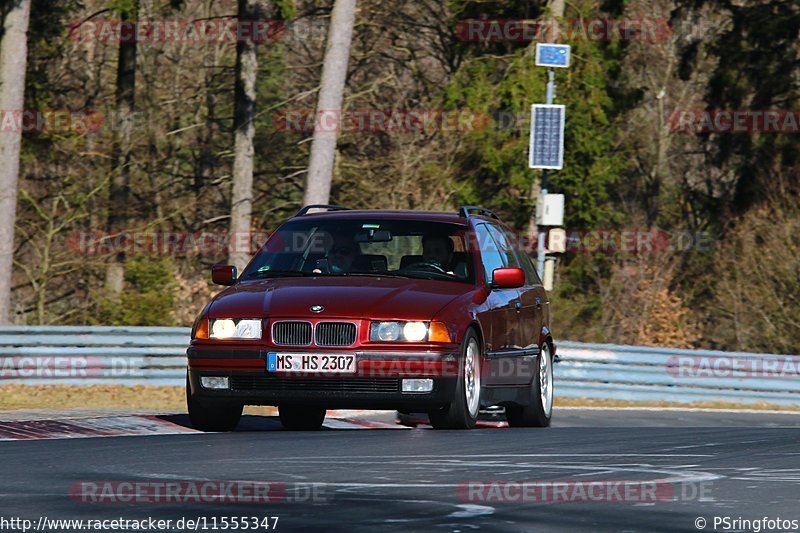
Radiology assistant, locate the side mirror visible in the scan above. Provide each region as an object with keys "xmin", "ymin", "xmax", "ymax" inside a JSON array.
[
  {"xmin": 492, "ymin": 267, "xmax": 525, "ymax": 289},
  {"xmin": 211, "ymin": 264, "xmax": 237, "ymax": 286}
]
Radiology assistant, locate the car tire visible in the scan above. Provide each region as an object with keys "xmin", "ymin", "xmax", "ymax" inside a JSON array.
[
  {"xmin": 186, "ymin": 376, "xmax": 243, "ymax": 432},
  {"xmin": 279, "ymin": 405, "xmax": 326, "ymax": 431},
  {"xmin": 396, "ymin": 411, "xmax": 420, "ymax": 427},
  {"xmin": 428, "ymin": 329, "xmax": 482, "ymax": 430},
  {"xmin": 506, "ymin": 342, "xmax": 553, "ymax": 428}
]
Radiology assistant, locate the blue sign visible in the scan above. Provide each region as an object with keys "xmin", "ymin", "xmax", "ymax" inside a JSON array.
[{"xmin": 535, "ymin": 43, "xmax": 571, "ymax": 68}]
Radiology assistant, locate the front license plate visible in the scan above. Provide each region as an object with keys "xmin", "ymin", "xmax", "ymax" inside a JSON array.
[{"xmin": 267, "ymin": 352, "xmax": 356, "ymax": 374}]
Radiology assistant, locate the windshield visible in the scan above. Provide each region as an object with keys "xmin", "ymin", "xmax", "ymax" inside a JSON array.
[{"xmin": 240, "ymin": 219, "xmax": 475, "ymax": 284}]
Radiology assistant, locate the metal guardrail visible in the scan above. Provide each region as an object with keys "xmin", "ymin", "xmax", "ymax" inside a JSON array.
[
  {"xmin": 557, "ymin": 341, "xmax": 800, "ymax": 406},
  {"xmin": 0, "ymin": 326, "xmax": 189, "ymax": 386},
  {"xmin": 0, "ymin": 326, "xmax": 798, "ymax": 406}
]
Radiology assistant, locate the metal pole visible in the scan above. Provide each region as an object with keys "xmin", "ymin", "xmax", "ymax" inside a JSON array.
[{"xmin": 536, "ymin": 69, "xmax": 555, "ymax": 279}]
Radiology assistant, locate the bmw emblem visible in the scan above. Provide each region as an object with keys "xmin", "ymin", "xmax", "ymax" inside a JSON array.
[{"xmin": 310, "ymin": 305, "xmax": 324, "ymax": 313}]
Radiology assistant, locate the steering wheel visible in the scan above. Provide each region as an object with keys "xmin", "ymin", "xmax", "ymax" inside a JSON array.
[{"xmin": 401, "ymin": 261, "xmax": 448, "ymax": 274}]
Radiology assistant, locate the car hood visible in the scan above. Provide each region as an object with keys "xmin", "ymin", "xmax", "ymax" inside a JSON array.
[{"xmin": 208, "ymin": 277, "xmax": 474, "ymax": 321}]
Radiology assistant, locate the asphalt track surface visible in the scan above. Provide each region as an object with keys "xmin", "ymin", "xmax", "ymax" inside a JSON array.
[{"xmin": 2, "ymin": 409, "xmax": 800, "ymax": 532}]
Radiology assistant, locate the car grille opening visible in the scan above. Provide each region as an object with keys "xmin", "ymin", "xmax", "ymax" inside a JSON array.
[
  {"xmin": 272, "ymin": 321, "xmax": 312, "ymax": 346},
  {"xmin": 230, "ymin": 376, "xmax": 399, "ymax": 393},
  {"xmin": 315, "ymin": 322, "xmax": 357, "ymax": 347}
]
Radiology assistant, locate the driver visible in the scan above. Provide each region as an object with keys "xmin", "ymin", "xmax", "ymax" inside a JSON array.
[
  {"xmin": 422, "ymin": 234, "xmax": 454, "ymax": 272},
  {"xmin": 327, "ymin": 236, "xmax": 358, "ymax": 273}
]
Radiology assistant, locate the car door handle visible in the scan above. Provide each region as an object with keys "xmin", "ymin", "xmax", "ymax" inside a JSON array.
[
  {"xmin": 535, "ymin": 297, "xmax": 542, "ymax": 309},
  {"xmin": 514, "ymin": 300, "xmax": 522, "ymax": 312}
]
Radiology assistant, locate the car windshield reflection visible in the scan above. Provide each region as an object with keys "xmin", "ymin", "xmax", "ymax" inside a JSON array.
[{"xmin": 240, "ymin": 219, "xmax": 475, "ymax": 284}]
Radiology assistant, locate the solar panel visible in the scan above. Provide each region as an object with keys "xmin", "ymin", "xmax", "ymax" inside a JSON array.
[{"xmin": 528, "ymin": 104, "xmax": 565, "ymax": 169}]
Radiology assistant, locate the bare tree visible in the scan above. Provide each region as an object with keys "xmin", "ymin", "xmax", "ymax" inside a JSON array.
[
  {"xmin": 302, "ymin": 0, "xmax": 357, "ymax": 206},
  {"xmin": 228, "ymin": 0, "xmax": 260, "ymax": 270},
  {"xmin": 105, "ymin": 1, "xmax": 139, "ymax": 294},
  {"xmin": 549, "ymin": 0, "xmax": 565, "ymax": 18},
  {"xmin": 0, "ymin": 0, "xmax": 32, "ymax": 324}
]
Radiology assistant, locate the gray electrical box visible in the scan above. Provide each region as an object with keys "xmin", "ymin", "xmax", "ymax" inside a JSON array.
[{"xmin": 536, "ymin": 193, "xmax": 565, "ymax": 226}]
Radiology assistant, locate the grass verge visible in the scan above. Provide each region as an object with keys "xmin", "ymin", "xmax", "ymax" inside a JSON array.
[
  {"xmin": 555, "ymin": 396, "xmax": 800, "ymax": 412},
  {"xmin": 0, "ymin": 385, "xmax": 798, "ymax": 415},
  {"xmin": 0, "ymin": 384, "xmax": 800, "ymax": 414},
  {"xmin": 0, "ymin": 385, "xmax": 276, "ymax": 415}
]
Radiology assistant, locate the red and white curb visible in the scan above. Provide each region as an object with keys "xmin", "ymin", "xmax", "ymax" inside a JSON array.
[
  {"xmin": 324, "ymin": 409, "xmax": 410, "ymax": 429},
  {"xmin": 323, "ymin": 417, "xmax": 411, "ymax": 430},
  {"xmin": 328, "ymin": 409, "xmax": 509, "ymax": 428},
  {"xmin": 0, "ymin": 416, "xmax": 196, "ymax": 441},
  {"xmin": 0, "ymin": 409, "xmax": 511, "ymax": 441},
  {"xmin": 0, "ymin": 412, "xmax": 406, "ymax": 441}
]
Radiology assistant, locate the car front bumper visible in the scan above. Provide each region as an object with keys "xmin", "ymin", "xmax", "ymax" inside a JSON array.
[{"xmin": 186, "ymin": 346, "xmax": 460, "ymax": 411}]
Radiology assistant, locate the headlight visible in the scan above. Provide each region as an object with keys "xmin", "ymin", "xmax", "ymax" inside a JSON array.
[
  {"xmin": 403, "ymin": 321, "xmax": 428, "ymax": 342},
  {"xmin": 375, "ymin": 321, "xmax": 402, "ymax": 341},
  {"xmin": 210, "ymin": 319, "xmax": 262, "ymax": 340},
  {"xmin": 370, "ymin": 321, "xmax": 429, "ymax": 342}
]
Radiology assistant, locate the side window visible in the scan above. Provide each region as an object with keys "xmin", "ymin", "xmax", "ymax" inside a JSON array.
[
  {"xmin": 485, "ymin": 224, "xmax": 520, "ymax": 269},
  {"xmin": 499, "ymin": 227, "xmax": 541, "ymax": 286},
  {"xmin": 475, "ymin": 224, "xmax": 507, "ymax": 284},
  {"xmin": 515, "ymin": 247, "xmax": 541, "ymax": 286}
]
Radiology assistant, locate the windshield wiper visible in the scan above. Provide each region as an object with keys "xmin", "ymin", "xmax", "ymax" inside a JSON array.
[
  {"xmin": 394, "ymin": 271, "xmax": 458, "ymax": 281},
  {"xmin": 246, "ymin": 270, "xmax": 450, "ymax": 281},
  {"xmin": 338, "ymin": 272, "xmax": 412, "ymax": 279},
  {"xmin": 245, "ymin": 269, "xmax": 313, "ymax": 279}
]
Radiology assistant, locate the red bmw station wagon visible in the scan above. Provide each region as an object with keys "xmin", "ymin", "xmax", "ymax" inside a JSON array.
[{"xmin": 187, "ymin": 205, "xmax": 555, "ymax": 430}]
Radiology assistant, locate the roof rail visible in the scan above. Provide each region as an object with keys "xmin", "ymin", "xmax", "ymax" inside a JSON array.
[
  {"xmin": 458, "ymin": 205, "xmax": 500, "ymax": 220},
  {"xmin": 294, "ymin": 204, "xmax": 352, "ymax": 217}
]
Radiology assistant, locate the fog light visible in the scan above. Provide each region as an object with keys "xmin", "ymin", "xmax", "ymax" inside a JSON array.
[
  {"xmin": 200, "ymin": 376, "xmax": 229, "ymax": 389},
  {"xmin": 402, "ymin": 378, "xmax": 433, "ymax": 393}
]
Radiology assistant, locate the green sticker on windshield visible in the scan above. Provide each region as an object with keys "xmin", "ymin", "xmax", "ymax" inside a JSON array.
[{"xmin": 362, "ymin": 223, "xmax": 381, "ymax": 229}]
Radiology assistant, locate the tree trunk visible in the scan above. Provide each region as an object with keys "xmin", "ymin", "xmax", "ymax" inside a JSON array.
[
  {"xmin": 549, "ymin": 0, "xmax": 565, "ymax": 18},
  {"xmin": 228, "ymin": 0, "xmax": 259, "ymax": 270},
  {"xmin": 0, "ymin": 0, "xmax": 32, "ymax": 324},
  {"xmin": 302, "ymin": 0, "xmax": 357, "ymax": 206},
  {"xmin": 105, "ymin": 3, "xmax": 138, "ymax": 294}
]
